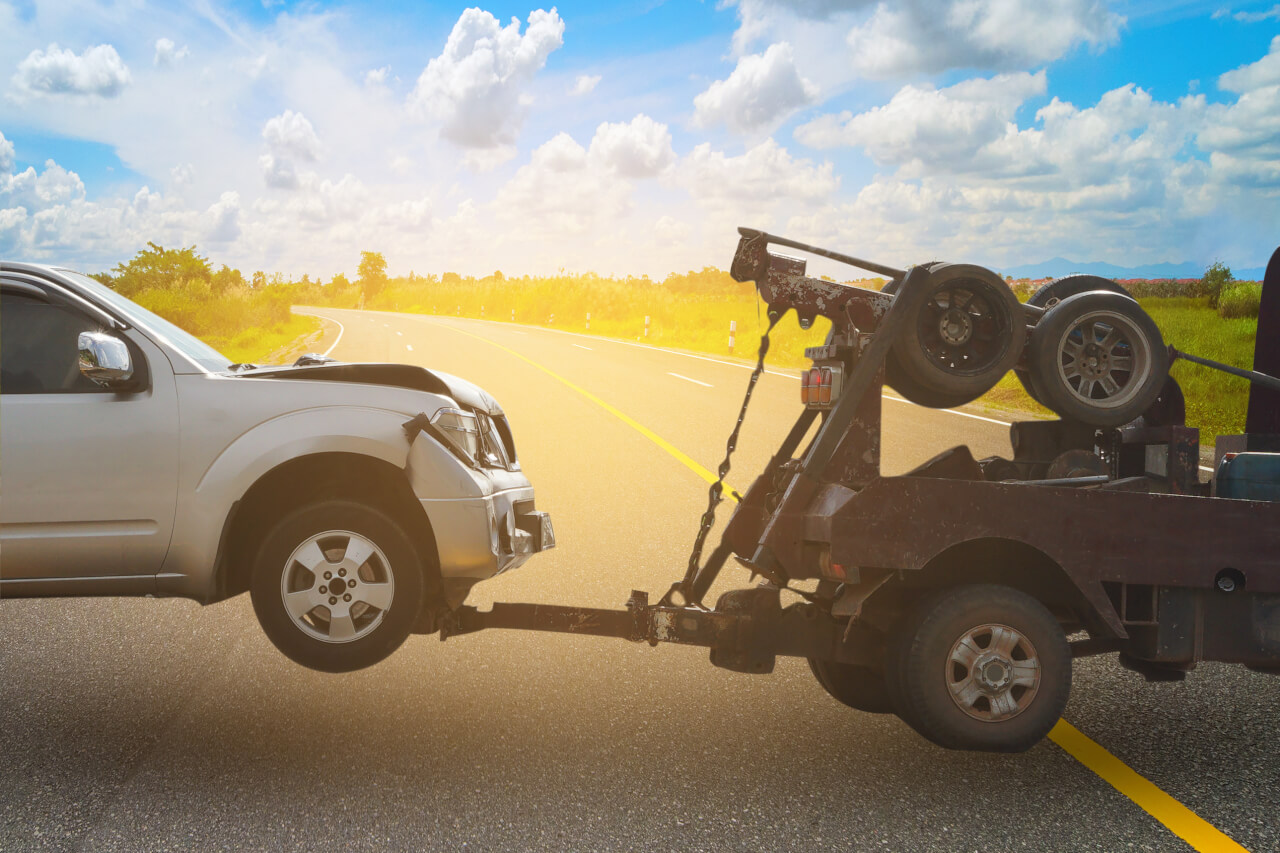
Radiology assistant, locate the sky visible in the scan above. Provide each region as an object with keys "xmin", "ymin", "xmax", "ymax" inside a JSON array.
[{"xmin": 0, "ymin": 0, "xmax": 1278, "ymax": 280}]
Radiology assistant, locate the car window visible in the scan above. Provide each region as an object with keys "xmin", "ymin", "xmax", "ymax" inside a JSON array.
[{"xmin": 0, "ymin": 291, "xmax": 107, "ymax": 394}]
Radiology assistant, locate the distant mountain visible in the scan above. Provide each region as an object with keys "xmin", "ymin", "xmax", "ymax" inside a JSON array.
[{"xmin": 1001, "ymin": 257, "xmax": 1267, "ymax": 281}]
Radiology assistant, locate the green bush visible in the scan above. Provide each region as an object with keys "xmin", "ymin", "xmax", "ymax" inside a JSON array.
[{"xmin": 1217, "ymin": 282, "xmax": 1262, "ymax": 319}]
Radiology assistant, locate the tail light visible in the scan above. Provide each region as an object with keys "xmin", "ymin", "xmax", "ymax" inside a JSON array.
[{"xmin": 800, "ymin": 364, "xmax": 842, "ymax": 409}]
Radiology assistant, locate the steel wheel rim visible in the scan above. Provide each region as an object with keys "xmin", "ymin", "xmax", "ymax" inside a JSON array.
[
  {"xmin": 916, "ymin": 281, "xmax": 1012, "ymax": 376},
  {"xmin": 279, "ymin": 529, "xmax": 395, "ymax": 644},
  {"xmin": 1054, "ymin": 310, "xmax": 1152, "ymax": 410},
  {"xmin": 945, "ymin": 623, "xmax": 1041, "ymax": 722}
]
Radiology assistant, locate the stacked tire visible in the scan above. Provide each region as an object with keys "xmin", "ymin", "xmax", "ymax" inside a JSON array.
[{"xmin": 883, "ymin": 268, "xmax": 1169, "ymax": 427}]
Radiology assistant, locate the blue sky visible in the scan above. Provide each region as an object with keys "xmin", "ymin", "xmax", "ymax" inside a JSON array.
[{"xmin": 1, "ymin": 0, "xmax": 1277, "ymax": 278}]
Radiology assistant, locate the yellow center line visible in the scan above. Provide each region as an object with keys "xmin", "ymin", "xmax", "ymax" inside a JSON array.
[
  {"xmin": 441, "ymin": 318, "xmax": 1250, "ymax": 853},
  {"xmin": 443, "ymin": 323, "xmax": 742, "ymax": 501},
  {"xmin": 1049, "ymin": 720, "xmax": 1249, "ymax": 852}
]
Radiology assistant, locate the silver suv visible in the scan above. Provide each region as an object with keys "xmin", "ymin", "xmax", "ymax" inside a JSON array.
[{"xmin": 0, "ymin": 263, "xmax": 554, "ymax": 671}]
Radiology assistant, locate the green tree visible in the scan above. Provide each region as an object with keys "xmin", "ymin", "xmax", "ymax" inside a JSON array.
[
  {"xmin": 358, "ymin": 251, "xmax": 388, "ymax": 302},
  {"xmin": 211, "ymin": 264, "xmax": 246, "ymax": 295},
  {"xmin": 330, "ymin": 272, "xmax": 351, "ymax": 290},
  {"xmin": 1203, "ymin": 260, "xmax": 1233, "ymax": 308},
  {"xmin": 110, "ymin": 242, "xmax": 212, "ymax": 296}
]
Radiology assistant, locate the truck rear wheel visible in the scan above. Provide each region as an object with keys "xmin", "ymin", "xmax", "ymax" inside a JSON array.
[
  {"xmin": 250, "ymin": 500, "xmax": 424, "ymax": 673},
  {"xmin": 892, "ymin": 585, "xmax": 1071, "ymax": 752},
  {"xmin": 807, "ymin": 658, "xmax": 893, "ymax": 714}
]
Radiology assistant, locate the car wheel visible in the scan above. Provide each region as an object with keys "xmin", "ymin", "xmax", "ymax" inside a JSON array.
[
  {"xmin": 250, "ymin": 499, "xmax": 424, "ymax": 673},
  {"xmin": 893, "ymin": 585, "xmax": 1071, "ymax": 753},
  {"xmin": 888, "ymin": 264, "xmax": 1026, "ymax": 406},
  {"xmin": 807, "ymin": 658, "xmax": 894, "ymax": 714},
  {"xmin": 1017, "ymin": 275, "xmax": 1132, "ymax": 403},
  {"xmin": 1028, "ymin": 290, "xmax": 1168, "ymax": 427}
]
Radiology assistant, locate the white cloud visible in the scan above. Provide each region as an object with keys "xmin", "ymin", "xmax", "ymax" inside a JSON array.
[
  {"xmin": 462, "ymin": 144, "xmax": 518, "ymax": 172},
  {"xmin": 1201, "ymin": 37, "xmax": 1280, "ymax": 184},
  {"xmin": 407, "ymin": 7, "xmax": 565, "ymax": 148},
  {"xmin": 570, "ymin": 74, "xmax": 601, "ymax": 96},
  {"xmin": 1229, "ymin": 4, "xmax": 1280, "ymax": 22},
  {"xmin": 492, "ymin": 131, "xmax": 632, "ymax": 237},
  {"xmin": 154, "ymin": 38, "xmax": 190, "ymax": 67},
  {"xmin": 679, "ymin": 138, "xmax": 838, "ymax": 207},
  {"xmin": 1218, "ymin": 34, "xmax": 1280, "ymax": 92},
  {"xmin": 1, "ymin": 159, "xmax": 86, "ymax": 210},
  {"xmin": 0, "ymin": 130, "xmax": 13, "ymax": 174},
  {"xmin": 846, "ymin": 0, "xmax": 1123, "ymax": 77},
  {"xmin": 262, "ymin": 109, "xmax": 321, "ymax": 161},
  {"xmin": 587, "ymin": 114, "xmax": 675, "ymax": 178},
  {"xmin": 170, "ymin": 163, "xmax": 195, "ymax": 187},
  {"xmin": 12, "ymin": 43, "xmax": 132, "ymax": 98},
  {"xmin": 693, "ymin": 42, "xmax": 818, "ymax": 134},
  {"xmin": 206, "ymin": 190, "xmax": 241, "ymax": 243},
  {"xmin": 729, "ymin": 0, "xmax": 1122, "ymax": 79},
  {"xmin": 796, "ymin": 71, "xmax": 1047, "ymax": 170},
  {"xmin": 364, "ymin": 66, "xmax": 390, "ymax": 87},
  {"xmin": 258, "ymin": 153, "xmax": 299, "ymax": 189}
]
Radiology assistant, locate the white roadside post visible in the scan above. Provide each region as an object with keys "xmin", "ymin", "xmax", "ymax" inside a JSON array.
[
  {"xmin": 644, "ymin": 315, "xmax": 650, "ymax": 338},
  {"xmin": 481, "ymin": 305, "xmax": 484, "ymax": 318},
  {"xmin": 729, "ymin": 320, "xmax": 737, "ymax": 354},
  {"xmin": 586, "ymin": 312, "xmax": 591, "ymax": 331},
  {"xmin": 511, "ymin": 309, "xmax": 515, "ymax": 322}
]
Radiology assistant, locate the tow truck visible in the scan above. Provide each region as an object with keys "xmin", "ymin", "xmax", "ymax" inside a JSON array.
[{"xmin": 439, "ymin": 230, "xmax": 1280, "ymax": 753}]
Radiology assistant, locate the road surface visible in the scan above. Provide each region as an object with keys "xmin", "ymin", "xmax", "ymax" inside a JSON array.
[{"xmin": 2, "ymin": 307, "xmax": 1276, "ymax": 852}]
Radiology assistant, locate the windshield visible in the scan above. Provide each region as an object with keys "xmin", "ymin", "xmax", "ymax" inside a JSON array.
[{"xmin": 57, "ymin": 269, "xmax": 233, "ymax": 372}]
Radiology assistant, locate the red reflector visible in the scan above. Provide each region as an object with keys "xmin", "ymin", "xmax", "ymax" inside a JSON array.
[{"xmin": 818, "ymin": 368, "xmax": 832, "ymax": 405}]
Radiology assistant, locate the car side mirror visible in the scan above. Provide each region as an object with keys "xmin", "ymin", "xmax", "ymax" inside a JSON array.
[{"xmin": 78, "ymin": 331, "xmax": 134, "ymax": 387}]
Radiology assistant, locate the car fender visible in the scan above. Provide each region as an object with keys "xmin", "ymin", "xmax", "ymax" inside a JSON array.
[{"xmin": 161, "ymin": 406, "xmax": 452, "ymax": 597}]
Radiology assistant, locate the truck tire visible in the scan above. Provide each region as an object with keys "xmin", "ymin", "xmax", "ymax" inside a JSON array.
[
  {"xmin": 807, "ymin": 658, "xmax": 894, "ymax": 714},
  {"xmin": 1028, "ymin": 291, "xmax": 1168, "ymax": 427},
  {"xmin": 250, "ymin": 499, "xmax": 424, "ymax": 673},
  {"xmin": 889, "ymin": 264, "xmax": 1025, "ymax": 406},
  {"xmin": 1017, "ymin": 275, "xmax": 1132, "ymax": 403},
  {"xmin": 893, "ymin": 585, "xmax": 1071, "ymax": 752}
]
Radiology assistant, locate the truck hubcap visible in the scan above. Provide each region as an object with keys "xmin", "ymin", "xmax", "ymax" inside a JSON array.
[
  {"xmin": 946, "ymin": 623, "xmax": 1041, "ymax": 722},
  {"xmin": 279, "ymin": 530, "xmax": 395, "ymax": 644}
]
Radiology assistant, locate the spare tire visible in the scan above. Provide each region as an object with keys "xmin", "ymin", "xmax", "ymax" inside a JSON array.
[
  {"xmin": 1028, "ymin": 290, "xmax": 1168, "ymax": 427},
  {"xmin": 1018, "ymin": 275, "xmax": 1132, "ymax": 402},
  {"xmin": 889, "ymin": 264, "xmax": 1025, "ymax": 407}
]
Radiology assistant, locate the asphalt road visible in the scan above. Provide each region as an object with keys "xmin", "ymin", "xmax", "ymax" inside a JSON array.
[{"xmin": 2, "ymin": 307, "xmax": 1277, "ymax": 852}]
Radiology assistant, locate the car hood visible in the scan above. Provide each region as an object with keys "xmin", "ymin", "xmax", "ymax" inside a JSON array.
[{"xmin": 232, "ymin": 362, "xmax": 503, "ymax": 415}]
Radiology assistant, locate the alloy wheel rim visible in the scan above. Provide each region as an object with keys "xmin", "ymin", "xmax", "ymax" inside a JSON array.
[
  {"xmin": 279, "ymin": 529, "xmax": 395, "ymax": 644},
  {"xmin": 1054, "ymin": 310, "xmax": 1152, "ymax": 409}
]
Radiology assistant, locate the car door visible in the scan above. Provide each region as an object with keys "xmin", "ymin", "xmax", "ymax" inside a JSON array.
[{"xmin": 0, "ymin": 279, "xmax": 180, "ymax": 591}]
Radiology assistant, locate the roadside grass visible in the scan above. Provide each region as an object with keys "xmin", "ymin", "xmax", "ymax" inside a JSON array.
[
  {"xmin": 205, "ymin": 314, "xmax": 322, "ymax": 364},
  {"xmin": 132, "ymin": 281, "xmax": 321, "ymax": 364},
  {"xmin": 1143, "ymin": 298, "xmax": 1257, "ymax": 441}
]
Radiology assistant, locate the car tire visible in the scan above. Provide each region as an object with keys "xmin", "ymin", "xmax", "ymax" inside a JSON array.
[
  {"xmin": 888, "ymin": 264, "xmax": 1026, "ymax": 406},
  {"xmin": 250, "ymin": 499, "xmax": 424, "ymax": 673},
  {"xmin": 893, "ymin": 585, "xmax": 1071, "ymax": 753},
  {"xmin": 807, "ymin": 658, "xmax": 894, "ymax": 714},
  {"xmin": 1028, "ymin": 290, "xmax": 1168, "ymax": 427},
  {"xmin": 1017, "ymin": 275, "xmax": 1133, "ymax": 403}
]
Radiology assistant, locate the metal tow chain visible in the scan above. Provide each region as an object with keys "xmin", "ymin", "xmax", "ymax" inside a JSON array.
[{"xmin": 680, "ymin": 312, "xmax": 781, "ymax": 590}]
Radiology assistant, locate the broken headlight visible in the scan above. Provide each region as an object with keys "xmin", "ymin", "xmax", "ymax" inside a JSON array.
[{"xmin": 430, "ymin": 406, "xmax": 480, "ymax": 462}]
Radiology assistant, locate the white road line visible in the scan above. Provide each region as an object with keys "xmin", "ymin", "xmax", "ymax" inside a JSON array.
[
  {"xmin": 669, "ymin": 372, "xmax": 713, "ymax": 388},
  {"xmin": 320, "ymin": 315, "xmax": 344, "ymax": 357},
  {"xmin": 406, "ymin": 344, "xmax": 413, "ymax": 352},
  {"xmin": 396, "ymin": 331, "xmax": 403, "ymax": 336},
  {"xmin": 573, "ymin": 344, "xmax": 593, "ymax": 350}
]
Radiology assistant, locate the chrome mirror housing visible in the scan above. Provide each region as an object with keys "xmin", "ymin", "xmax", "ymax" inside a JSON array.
[{"xmin": 78, "ymin": 331, "xmax": 134, "ymax": 386}]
